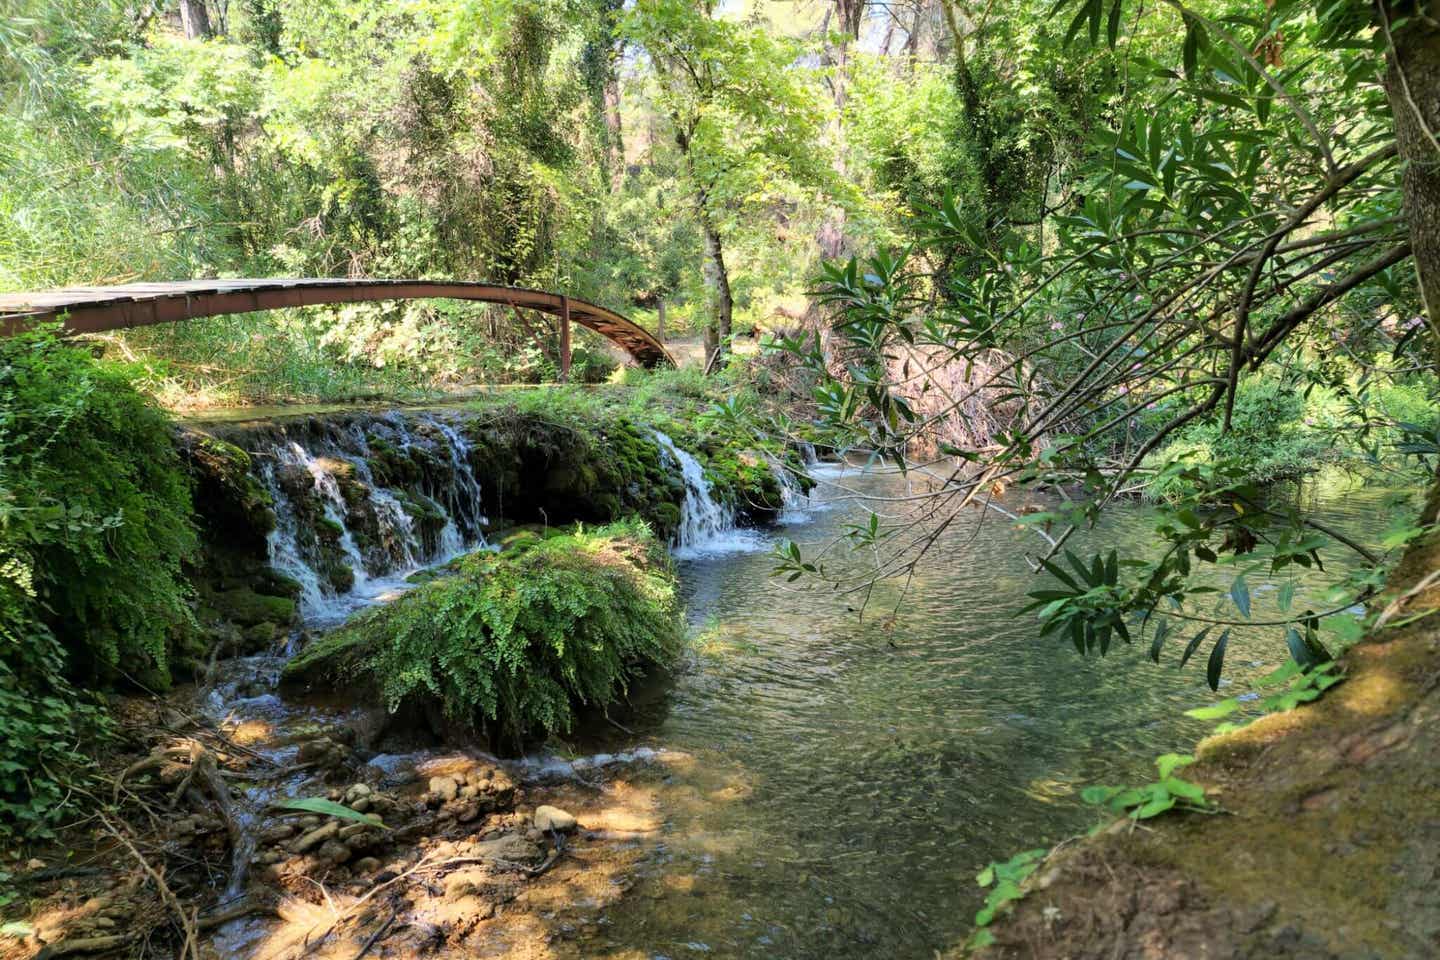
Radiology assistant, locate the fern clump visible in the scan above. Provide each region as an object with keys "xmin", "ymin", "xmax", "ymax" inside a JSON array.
[{"xmin": 285, "ymin": 519, "xmax": 684, "ymax": 748}]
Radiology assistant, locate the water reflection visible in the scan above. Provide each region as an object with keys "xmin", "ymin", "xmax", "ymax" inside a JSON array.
[{"xmin": 574, "ymin": 467, "xmax": 1406, "ymax": 960}]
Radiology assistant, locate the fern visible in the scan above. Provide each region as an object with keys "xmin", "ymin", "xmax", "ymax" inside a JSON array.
[{"xmin": 286, "ymin": 519, "xmax": 683, "ymax": 748}]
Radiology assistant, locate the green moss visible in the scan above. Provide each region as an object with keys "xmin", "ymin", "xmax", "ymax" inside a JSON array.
[
  {"xmin": 284, "ymin": 519, "xmax": 683, "ymax": 749},
  {"xmin": 207, "ymin": 588, "xmax": 296, "ymax": 627}
]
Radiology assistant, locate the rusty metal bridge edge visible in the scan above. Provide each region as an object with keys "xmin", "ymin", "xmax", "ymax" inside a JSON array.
[{"xmin": 0, "ymin": 278, "xmax": 676, "ymax": 373}]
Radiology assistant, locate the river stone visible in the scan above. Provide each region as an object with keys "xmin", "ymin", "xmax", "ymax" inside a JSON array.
[
  {"xmin": 429, "ymin": 775, "xmax": 460, "ymax": 802},
  {"xmin": 292, "ymin": 820, "xmax": 339, "ymax": 854},
  {"xmin": 317, "ymin": 839, "xmax": 352, "ymax": 864},
  {"xmin": 259, "ymin": 823, "xmax": 296, "ymax": 844},
  {"xmin": 474, "ymin": 833, "xmax": 543, "ymax": 864},
  {"xmin": 534, "ymin": 805, "xmax": 577, "ymax": 833},
  {"xmin": 344, "ymin": 783, "xmax": 372, "ymax": 803}
]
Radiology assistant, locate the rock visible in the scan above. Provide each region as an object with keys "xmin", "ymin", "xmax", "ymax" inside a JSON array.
[
  {"xmin": 351, "ymin": 797, "xmax": 371, "ymax": 813},
  {"xmin": 297, "ymin": 738, "xmax": 343, "ymax": 766},
  {"xmin": 317, "ymin": 840, "xmax": 352, "ymax": 864},
  {"xmin": 534, "ymin": 805, "xmax": 577, "ymax": 833},
  {"xmin": 354, "ymin": 857, "xmax": 381, "ymax": 875},
  {"xmin": 25, "ymin": 858, "xmax": 45, "ymax": 871},
  {"xmin": 525, "ymin": 828, "xmax": 544, "ymax": 843},
  {"xmin": 344, "ymin": 783, "xmax": 372, "ymax": 803},
  {"xmin": 473, "ymin": 833, "xmax": 543, "ymax": 865},
  {"xmin": 292, "ymin": 820, "xmax": 340, "ymax": 854},
  {"xmin": 338, "ymin": 823, "xmax": 374, "ymax": 842},
  {"xmin": 455, "ymin": 801, "xmax": 481, "ymax": 823},
  {"xmin": 429, "ymin": 775, "xmax": 460, "ymax": 802},
  {"xmin": 259, "ymin": 824, "xmax": 296, "ymax": 844}
]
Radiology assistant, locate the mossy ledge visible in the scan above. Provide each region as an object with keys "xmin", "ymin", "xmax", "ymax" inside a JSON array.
[
  {"xmin": 281, "ymin": 520, "xmax": 684, "ymax": 752},
  {"xmin": 966, "ymin": 525, "xmax": 1440, "ymax": 959}
]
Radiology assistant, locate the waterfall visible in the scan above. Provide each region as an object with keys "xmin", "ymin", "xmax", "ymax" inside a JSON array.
[
  {"xmin": 652, "ymin": 431, "xmax": 764, "ymax": 558},
  {"xmin": 254, "ymin": 413, "xmax": 490, "ymax": 624},
  {"xmin": 768, "ymin": 454, "xmax": 817, "ymax": 525}
]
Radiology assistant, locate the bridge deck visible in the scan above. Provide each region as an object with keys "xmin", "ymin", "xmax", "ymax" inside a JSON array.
[{"xmin": 0, "ymin": 278, "xmax": 674, "ymax": 369}]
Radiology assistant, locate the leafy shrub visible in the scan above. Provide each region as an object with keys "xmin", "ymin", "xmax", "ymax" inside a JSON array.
[
  {"xmin": 1, "ymin": 330, "xmax": 198, "ymax": 686},
  {"xmin": 1148, "ymin": 376, "xmax": 1331, "ymax": 494},
  {"xmin": 284, "ymin": 520, "xmax": 684, "ymax": 748},
  {"xmin": 0, "ymin": 330, "xmax": 196, "ymax": 836}
]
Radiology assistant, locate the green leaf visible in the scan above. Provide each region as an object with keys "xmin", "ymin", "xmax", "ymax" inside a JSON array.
[
  {"xmin": 1230, "ymin": 575, "xmax": 1251, "ymax": 618},
  {"xmin": 1278, "ymin": 581, "xmax": 1294, "ymax": 612},
  {"xmin": 1206, "ymin": 629, "xmax": 1230, "ymax": 690},
  {"xmin": 1185, "ymin": 698, "xmax": 1240, "ymax": 720},
  {"xmin": 274, "ymin": 797, "xmax": 385, "ymax": 828},
  {"xmin": 1155, "ymin": 753, "xmax": 1195, "ymax": 779},
  {"xmin": 1179, "ymin": 627, "xmax": 1212, "ymax": 669}
]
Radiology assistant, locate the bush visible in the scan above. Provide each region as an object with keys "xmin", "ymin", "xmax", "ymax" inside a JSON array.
[
  {"xmin": 1, "ymin": 331, "xmax": 199, "ymax": 685},
  {"xmin": 284, "ymin": 520, "xmax": 683, "ymax": 748},
  {"xmin": 0, "ymin": 330, "xmax": 196, "ymax": 836},
  {"xmin": 1148, "ymin": 376, "xmax": 1331, "ymax": 493}
]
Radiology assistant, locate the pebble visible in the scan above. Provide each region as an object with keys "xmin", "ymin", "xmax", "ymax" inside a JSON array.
[
  {"xmin": 292, "ymin": 820, "xmax": 340, "ymax": 854},
  {"xmin": 317, "ymin": 840, "xmax": 352, "ymax": 865}
]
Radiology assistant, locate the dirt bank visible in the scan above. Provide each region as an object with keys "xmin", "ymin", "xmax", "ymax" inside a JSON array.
[{"xmin": 970, "ymin": 531, "xmax": 1440, "ymax": 959}]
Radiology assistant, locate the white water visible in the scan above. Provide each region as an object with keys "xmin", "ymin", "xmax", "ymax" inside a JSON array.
[
  {"xmin": 255, "ymin": 414, "xmax": 492, "ymax": 625},
  {"xmin": 652, "ymin": 430, "xmax": 768, "ymax": 559},
  {"xmin": 254, "ymin": 415, "xmax": 820, "ymax": 626}
]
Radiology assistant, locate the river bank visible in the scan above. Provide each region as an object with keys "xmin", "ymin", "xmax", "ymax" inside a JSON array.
[{"xmin": 970, "ymin": 512, "xmax": 1440, "ymax": 959}]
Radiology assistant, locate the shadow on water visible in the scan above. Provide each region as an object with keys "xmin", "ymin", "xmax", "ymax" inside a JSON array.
[{"xmin": 557, "ymin": 466, "xmax": 1406, "ymax": 960}]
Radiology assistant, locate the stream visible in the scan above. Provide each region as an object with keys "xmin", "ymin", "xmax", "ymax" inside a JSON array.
[{"xmin": 196, "ymin": 421, "xmax": 1397, "ymax": 959}]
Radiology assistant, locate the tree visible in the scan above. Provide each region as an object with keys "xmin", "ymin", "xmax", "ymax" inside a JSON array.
[
  {"xmin": 774, "ymin": 0, "xmax": 1434, "ymax": 685},
  {"xmin": 624, "ymin": 0, "xmax": 836, "ymax": 365}
]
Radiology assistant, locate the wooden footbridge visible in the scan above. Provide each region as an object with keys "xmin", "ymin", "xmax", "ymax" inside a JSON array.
[{"xmin": 0, "ymin": 278, "xmax": 675, "ymax": 374}]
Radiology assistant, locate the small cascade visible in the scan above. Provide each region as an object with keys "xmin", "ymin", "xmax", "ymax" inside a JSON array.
[
  {"xmin": 768, "ymin": 455, "xmax": 817, "ymax": 524},
  {"xmin": 250, "ymin": 412, "xmax": 491, "ymax": 623},
  {"xmin": 653, "ymin": 431, "xmax": 764, "ymax": 558}
]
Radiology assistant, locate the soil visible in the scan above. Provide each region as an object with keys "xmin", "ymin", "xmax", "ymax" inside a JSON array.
[{"xmin": 968, "ymin": 532, "xmax": 1440, "ymax": 959}]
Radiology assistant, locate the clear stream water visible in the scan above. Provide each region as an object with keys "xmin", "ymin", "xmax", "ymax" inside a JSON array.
[
  {"xmin": 204, "ymin": 426, "xmax": 1402, "ymax": 959},
  {"xmin": 553, "ymin": 464, "xmax": 1402, "ymax": 959}
]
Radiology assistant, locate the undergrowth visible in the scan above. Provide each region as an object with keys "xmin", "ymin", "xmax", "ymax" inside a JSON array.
[
  {"xmin": 284, "ymin": 519, "xmax": 684, "ymax": 748},
  {"xmin": 0, "ymin": 329, "xmax": 197, "ymax": 838}
]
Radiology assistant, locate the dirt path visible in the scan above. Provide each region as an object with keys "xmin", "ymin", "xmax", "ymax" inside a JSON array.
[{"xmin": 970, "ymin": 532, "xmax": 1440, "ymax": 959}]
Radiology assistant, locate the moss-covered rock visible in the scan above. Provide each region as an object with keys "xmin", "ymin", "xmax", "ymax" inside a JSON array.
[{"xmin": 284, "ymin": 520, "xmax": 683, "ymax": 751}]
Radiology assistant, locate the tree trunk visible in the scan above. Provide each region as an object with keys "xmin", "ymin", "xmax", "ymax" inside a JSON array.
[
  {"xmin": 179, "ymin": 0, "xmax": 212, "ymax": 38},
  {"xmin": 817, "ymin": 0, "xmax": 862, "ymax": 260},
  {"xmin": 1381, "ymin": 2, "xmax": 1440, "ymax": 350},
  {"xmin": 657, "ymin": 298, "xmax": 666, "ymax": 343},
  {"xmin": 700, "ymin": 208, "xmax": 733, "ymax": 366},
  {"xmin": 604, "ymin": 75, "xmax": 625, "ymax": 193}
]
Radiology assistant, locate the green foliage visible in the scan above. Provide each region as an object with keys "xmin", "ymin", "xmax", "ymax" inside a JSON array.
[
  {"xmin": 968, "ymin": 847, "xmax": 1049, "ymax": 946},
  {"xmin": 0, "ymin": 329, "xmax": 198, "ymax": 838},
  {"xmin": 1, "ymin": 330, "xmax": 198, "ymax": 686},
  {"xmin": 1081, "ymin": 753, "xmax": 1212, "ymax": 820},
  {"xmin": 1185, "ymin": 659, "xmax": 1346, "ymax": 728},
  {"xmin": 1149, "ymin": 377, "xmax": 1332, "ymax": 490},
  {"xmin": 284, "ymin": 520, "xmax": 684, "ymax": 748},
  {"xmin": 275, "ymin": 796, "xmax": 384, "ymax": 827}
]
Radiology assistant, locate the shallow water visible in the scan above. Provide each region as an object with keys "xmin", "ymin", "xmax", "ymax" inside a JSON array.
[{"xmin": 564, "ymin": 465, "xmax": 1403, "ymax": 959}]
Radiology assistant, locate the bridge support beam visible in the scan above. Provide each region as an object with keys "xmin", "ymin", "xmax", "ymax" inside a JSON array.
[{"xmin": 559, "ymin": 295, "xmax": 572, "ymax": 383}]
